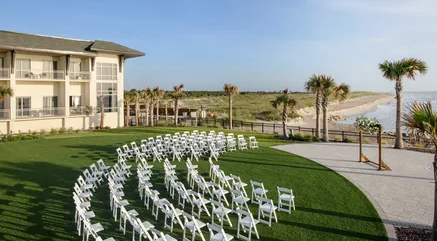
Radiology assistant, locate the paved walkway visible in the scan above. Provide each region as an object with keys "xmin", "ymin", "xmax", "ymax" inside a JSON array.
[{"xmin": 274, "ymin": 143, "xmax": 435, "ymax": 229}]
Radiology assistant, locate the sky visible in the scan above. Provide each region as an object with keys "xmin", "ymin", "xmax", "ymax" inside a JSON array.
[{"xmin": 1, "ymin": 0, "xmax": 436, "ymax": 92}]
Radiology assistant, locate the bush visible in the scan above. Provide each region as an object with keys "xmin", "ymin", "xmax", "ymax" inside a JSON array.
[
  {"xmin": 40, "ymin": 129, "xmax": 46, "ymax": 135},
  {"xmin": 58, "ymin": 127, "xmax": 66, "ymax": 134},
  {"xmin": 0, "ymin": 134, "xmax": 41, "ymax": 142},
  {"xmin": 50, "ymin": 128, "xmax": 58, "ymax": 135},
  {"xmin": 104, "ymin": 126, "xmax": 111, "ymax": 129},
  {"xmin": 74, "ymin": 129, "xmax": 80, "ymax": 133},
  {"xmin": 95, "ymin": 126, "xmax": 101, "ymax": 130},
  {"xmin": 89, "ymin": 127, "xmax": 94, "ymax": 130},
  {"xmin": 344, "ymin": 138, "xmax": 354, "ymax": 143},
  {"xmin": 67, "ymin": 127, "xmax": 74, "ymax": 134},
  {"xmin": 354, "ymin": 116, "xmax": 381, "ymax": 134},
  {"xmin": 290, "ymin": 133, "xmax": 314, "ymax": 142},
  {"xmin": 31, "ymin": 131, "xmax": 38, "ymax": 136}
]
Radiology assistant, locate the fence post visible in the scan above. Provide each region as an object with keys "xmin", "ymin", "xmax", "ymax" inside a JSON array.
[
  {"xmin": 378, "ymin": 126, "xmax": 382, "ymax": 171},
  {"xmin": 359, "ymin": 131, "xmax": 362, "ymax": 162},
  {"xmin": 222, "ymin": 119, "xmax": 225, "ymax": 129},
  {"xmin": 214, "ymin": 118, "xmax": 217, "ymax": 127},
  {"xmin": 251, "ymin": 122, "xmax": 253, "ymax": 132},
  {"xmin": 241, "ymin": 120, "xmax": 243, "ymax": 129},
  {"xmin": 298, "ymin": 126, "xmax": 301, "ymax": 134},
  {"xmin": 273, "ymin": 123, "xmax": 276, "ymax": 133},
  {"xmin": 312, "ymin": 128, "xmax": 314, "ymax": 137},
  {"xmin": 262, "ymin": 123, "xmax": 264, "ymax": 133},
  {"xmin": 342, "ymin": 131, "xmax": 345, "ymax": 142}
]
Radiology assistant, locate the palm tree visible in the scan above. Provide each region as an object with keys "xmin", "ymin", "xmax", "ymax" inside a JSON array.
[
  {"xmin": 141, "ymin": 87, "xmax": 152, "ymax": 126},
  {"xmin": 169, "ymin": 84, "xmax": 184, "ymax": 125},
  {"xmin": 132, "ymin": 90, "xmax": 141, "ymax": 126},
  {"xmin": 271, "ymin": 88, "xmax": 297, "ymax": 138},
  {"xmin": 164, "ymin": 99, "xmax": 172, "ymax": 122},
  {"xmin": 99, "ymin": 95, "xmax": 104, "ymax": 129},
  {"xmin": 320, "ymin": 75, "xmax": 350, "ymax": 142},
  {"xmin": 224, "ymin": 83, "xmax": 240, "ymax": 129},
  {"xmin": 403, "ymin": 101, "xmax": 437, "ymax": 239},
  {"xmin": 123, "ymin": 91, "xmax": 133, "ymax": 127},
  {"xmin": 154, "ymin": 88, "xmax": 165, "ymax": 125},
  {"xmin": 304, "ymin": 75, "xmax": 322, "ymax": 138},
  {"xmin": 0, "ymin": 86, "xmax": 13, "ymax": 102},
  {"xmin": 379, "ymin": 58, "xmax": 428, "ymax": 149},
  {"xmin": 149, "ymin": 87, "xmax": 157, "ymax": 127}
]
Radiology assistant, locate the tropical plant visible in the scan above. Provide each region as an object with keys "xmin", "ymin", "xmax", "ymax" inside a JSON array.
[
  {"xmin": 403, "ymin": 101, "xmax": 437, "ymax": 238},
  {"xmin": 124, "ymin": 91, "xmax": 133, "ymax": 127},
  {"xmin": 271, "ymin": 88, "xmax": 297, "ymax": 138},
  {"xmin": 304, "ymin": 75, "xmax": 322, "ymax": 138},
  {"xmin": 99, "ymin": 95, "xmax": 104, "ymax": 129},
  {"xmin": 379, "ymin": 58, "xmax": 428, "ymax": 149},
  {"xmin": 354, "ymin": 116, "xmax": 381, "ymax": 134},
  {"xmin": 132, "ymin": 90, "xmax": 140, "ymax": 126},
  {"xmin": 224, "ymin": 83, "xmax": 240, "ymax": 129},
  {"xmin": 169, "ymin": 84, "xmax": 185, "ymax": 125},
  {"xmin": 164, "ymin": 99, "xmax": 172, "ymax": 121},
  {"xmin": 320, "ymin": 75, "xmax": 350, "ymax": 142},
  {"xmin": 141, "ymin": 87, "xmax": 152, "ymax": 126},
  {"xmin": 0, "ymin": 85, "xmax": 13, "ymax": 102},
  {"xmin": 153, "ymin": 88, "xmax": 165, "ymax": 125}
]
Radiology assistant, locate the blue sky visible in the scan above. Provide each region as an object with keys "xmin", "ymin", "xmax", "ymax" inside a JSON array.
[{"xmin": 2, "ymin": 0, "xmax": 436, "ymax": 92}]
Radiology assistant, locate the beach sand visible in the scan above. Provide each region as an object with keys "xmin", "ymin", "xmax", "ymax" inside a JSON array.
[{"xmin": 294, "ymin": 93, "xmax": 395, "ymax": 131}]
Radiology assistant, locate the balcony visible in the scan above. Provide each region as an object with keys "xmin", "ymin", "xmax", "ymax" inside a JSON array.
[
  {"xmin": 69, "ymin": 71, "xmax": 91, "ymax": 81},
  {"xmin": 70, "ymin": 106, "xmax": 91, "ymax": 115},
  {"xmin": 16, "ymin": 107, "xmax": 65, "ymax": 119},
  {"xmin": 0, "ymin": 68, "xmax": 10, "ymax": 79},
  {"xmin": 16, "ymin": 70, "xmax": 65, "ymax": 81},
  {"xmin": 0, "ymin": 109, "xmax": 10, "ymax": 120}
]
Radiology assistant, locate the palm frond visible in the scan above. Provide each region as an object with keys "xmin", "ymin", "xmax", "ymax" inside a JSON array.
[{"xmin": 403, "ymin": 101, "xmax": 437, "ymax": 148}]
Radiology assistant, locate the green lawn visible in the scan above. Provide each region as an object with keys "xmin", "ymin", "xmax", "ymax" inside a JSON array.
[{"xmin": 0, "ymin": 127, "xmax": 387, "ymax": 241}]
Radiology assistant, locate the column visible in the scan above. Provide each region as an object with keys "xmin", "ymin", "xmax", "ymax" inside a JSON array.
[{"xmin": 7, "ymin": 51, "xmax": 16, "ymax": 133}]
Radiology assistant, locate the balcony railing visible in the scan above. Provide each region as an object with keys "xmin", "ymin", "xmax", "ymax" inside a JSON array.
[
  {"xmin": 0, "ymin": 68, "xmax": 10, "ymax": 79},
  {"xmin": 69, "ymin": 72, "xmax": 91, "ymax": 81},
  {"xmin": 16, "ymin": 107, "xmax": 65, "ymax": 119},
  {"xmin": 0, "ymin": 109, "xmax": 10, "ymax": 119},
  {"xmin": 70, "ymin": 106, "xmax": 91, "ymax": 115},
  {"xmin": 16, "ymin": 70, "xmax": 65, "ymax": 80}
]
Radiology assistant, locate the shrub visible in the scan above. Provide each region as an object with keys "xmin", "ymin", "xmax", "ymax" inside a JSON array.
[
  {"xmin": 354, "ymin": 116, "xmax": 381, "ymax": 134},
  {"xmin": 40, "ymin": 129, "xmax": 46, "ymax": 135},
  {"xmin": 344, "ymin": 138, "xmax": 354, "ymax": 143},
  {"xmin": 67, "ymin": 127, "xmax": 74, "ymax": 134},
  {"xmin": 31, "ymin": 131, "xmax": 38, "ymax": 136},
  {"xmin": 58, "ymin": 127, "xmax": 66, "ymax": 134},
  {"xmin": 290, "ymin": 133, "xmax": 314, "ymax": 142},
  {"xmin": 89, "ymin": 127, "xmax": 94, "ymax": 130},
  {"xmin": 104, "ymin": 126, "xmax": 111, "ymax": 129},
  {"xmin": 0, "ymin": 134, "xmax": 41, "ymax": 142},
  {"xmin": 95, "ymin": 126, "xmax": 101, "ymax": 130},
  {"xmin": 335, "ymin": 136, "xmax": 341, "ymax": 142},
  {"xmin": 74, "ymin": 129, "xmax": 80, "ymax": 133},
  {"xmin": 50, "ymin": 128, "xmax": 58, "ymax": 135}
]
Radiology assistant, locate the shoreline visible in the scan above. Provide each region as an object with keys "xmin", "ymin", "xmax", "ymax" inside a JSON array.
[{"xmin": 294, "ymin": 93, "xmax": 395, "ymax": 131}]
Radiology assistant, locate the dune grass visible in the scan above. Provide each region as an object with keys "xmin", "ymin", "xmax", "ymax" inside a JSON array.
[{"xmin": 0, "ymin": 127, "xmax": 386, "ymax": 240}]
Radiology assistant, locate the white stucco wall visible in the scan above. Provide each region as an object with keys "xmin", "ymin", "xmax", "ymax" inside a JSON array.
[
  {"xmin": 0, "ymin": 121, "xmax": 8, "ymax": 134},
  {"xmin": 14, "ymin": 118, "xmax": 63, "ymax": 133}
]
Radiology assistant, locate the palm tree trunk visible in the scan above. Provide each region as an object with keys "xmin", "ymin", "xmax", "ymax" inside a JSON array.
[
  {"xmin": 315, "ymin": 91, "xmax": 321, "ymax": 139},
  {"xmin": 135, "ymin": 99, "xmax": 139, "ymax": 126},
  {"xmin": 395, "ymin": 80, "xmax": 404, "ymax": 149},
  {"xmin": 155, "ymin": 98, "xmax": 159, "ymax": 126},
  {"xmin": 165, "ymin": 102, "xmax": 168, "ymax": 121},
  {"xmin": 100, "ymin": 96, "xmax": 104, "ymax": 129},
  {"xmin": 150, "ymin": 100, "xmax": 154, "ymax": 127},
  {"xmin": 144, "ymin": 99, "xmax": 149, "ymax": 126},
  {"xmin": 282, "ymin": 103, "xmax": 287, "ymax": 138},
  {"xmin": 126, "ymin": 103, "xmax": 130, "ymax": 127},
  {"xmin": 322, "ymin": 96, "xmax": 329, "ymax": 142},
  {"xmin": 174, "ymin": 100, "xmax": 179, "ymax": 125},
  {"xmin": 229, "ymin": 95, "xmax": 233, "ymax": 130}
]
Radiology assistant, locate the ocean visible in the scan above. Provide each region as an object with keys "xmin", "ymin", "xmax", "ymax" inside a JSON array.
[{"xmin": 338, "ymin": 92, "xmax": 437, "ymax": 131}]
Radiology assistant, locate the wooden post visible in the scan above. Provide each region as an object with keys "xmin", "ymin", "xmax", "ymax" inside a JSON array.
[
  {"xmin": 312, "ymin": 128, "xmax": 314, "ymax": 137},
  {"xmin": 378, "ymin": 126, "xmax": 382, "ymax": 171},
  {"xmin": 342, "ymin": 131, "xmax": 345, "ymax": 142},
  {"xmin": 273, "ymin": 123, "xmax": 276, "ymax": 133},
  {"xmin": 262, "ymin": 123, "xmax": 264, "ymax": 133},
  {"xmin": 359, "ymin": 131, "xmax": 362, "ymax": 162},
  {"xmin": 251, "ymin": 122, "xmax": 253, "ymax": 132},
  {"xmin": 222, "ymin": 119, "xmax": 225, "ymax": 128},
  {"xmin": 298, "ymin": 126, "xmax": 301, "ymax": 134}
]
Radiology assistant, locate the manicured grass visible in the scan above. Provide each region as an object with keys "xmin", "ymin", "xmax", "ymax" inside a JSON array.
[{"xmin": 0, "ymin": 127, "xmax": 387, "ymax": 240}]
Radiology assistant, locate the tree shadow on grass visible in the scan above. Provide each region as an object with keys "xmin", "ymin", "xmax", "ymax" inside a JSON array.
[{"xmin": 0, "ymin": 161, "xmax": 78, "ymax": 241}]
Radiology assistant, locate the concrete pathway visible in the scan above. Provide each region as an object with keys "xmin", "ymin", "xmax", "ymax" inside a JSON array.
[{"xmin": 274, "ymin": 143, "xmax": 435, "ymax": 230}]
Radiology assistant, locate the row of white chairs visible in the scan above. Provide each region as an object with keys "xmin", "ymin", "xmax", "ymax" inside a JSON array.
[{"xmin": 74, "ymin": 159, "xmax": 115, "ymax": 241}]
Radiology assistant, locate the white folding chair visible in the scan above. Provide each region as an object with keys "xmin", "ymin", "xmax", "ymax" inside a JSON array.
[
  {"xmin": 231, "ymin": 189, "xmax": 250, "ymax": 213},
  {"xmin": 236, "ymin": 209, "xmax": 260, "ymax": 241},
  {"xmin": 250, "ymin": 181, "xmax": 268, "ymax": 204},
  {"xmin": 77, "ymin": 175, "xmax": 94, "ymax": 192},
  {"xmin": 119, "ymin": 206, "xmax": 139, "ymax": 235},
  {"xmin": 257, "ymin": 197, "xmax": 278, "ymax": 226},
  {"xmin": 117, "ymin": 147, "xmax": 129, "ymax": 161},
  {"xmin": 152, "ymin": 147, "xmax": 164, "ymax": 162},
  {"xmin": 74, "ymin": 183, "xmax": 93, "ymax": 201},
  {"xmin": 96, "ymin": 159, "xmax": 111, "ymax": 178},
  {"xmin": 122, "ymin": 144, "xmax": 134, "ymax": 158},
  {"xmin": 207, "ymin": 223, "xmax": 234, "ymax": 241},
  {"xmin": 176, "ymin": 182, "xmax": 192, "ymax": 209},
  {"xmin": 277, "ymin": 187, "xmax": 295, "ymax": 213},
  {"xmin": 230, "ymin": 174, "xmax": 248, "ymax": 197},
  {"xmin": 249, "ymin": 137, "xmax": 258, "ymax": 149},
  {"xmin": 182, "ymin": 212, "xmax": 206, "ymax": 241},
  {"xmin": 161, "ymin": 199, "xmax": 184, "ymax": 232},
  {"xmin": 188, "ymin": 190, "xmax": 211, "ymax": 218},
  {"xmin": 210, "ymin": 182, "xmax": 229, "ymax": 206},
  {"xmin": 172, "ymin": 146, "xmax": 182, "ymax": 162},
  {"xmin": 210, "ymin": 199, "xmax": 233, "ymax": 228},
  {"xmin": 82, "ymin": 217, "xmax": 104, "ymax": 241},
  {"xmin": 150, "ymin": 228, "xmax": 177, "ymax": 241},
  {"xmin": 83, "ymin": 169, "xmax": 98, "ymax": 188},
  {"xmin": 190, "ymin": 146, "xmax": 200, "ymax": 162}
]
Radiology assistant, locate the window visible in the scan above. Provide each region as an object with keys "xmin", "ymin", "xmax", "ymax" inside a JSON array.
[
  {"xmin": 0, "ymin": 100, "xmax": 4, "ymax": 119},
  {"xmin": 16, "ymin": 97, "xmax": 31, "ymax": 117},
  {"xmin": 69, "ymin": 96, "xmax": 81, "ymax": 107},
  {"xmin": 96, "ymin": 82, "xmax": 118, "ymax": 112},
  {"xmin": 0, "ymin": 57, "xmax": 3, "ymax": 68},
  {"xmin": 43, "ymin": 96, "xmax": 58, "ymax": 115},
  {"xmin": 15, "ymin": 59, "xmax": 31, "ymax": 78},
  {"xmin": 96, "ymin": 62, "xmax": 117, "ymax": 80}
]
